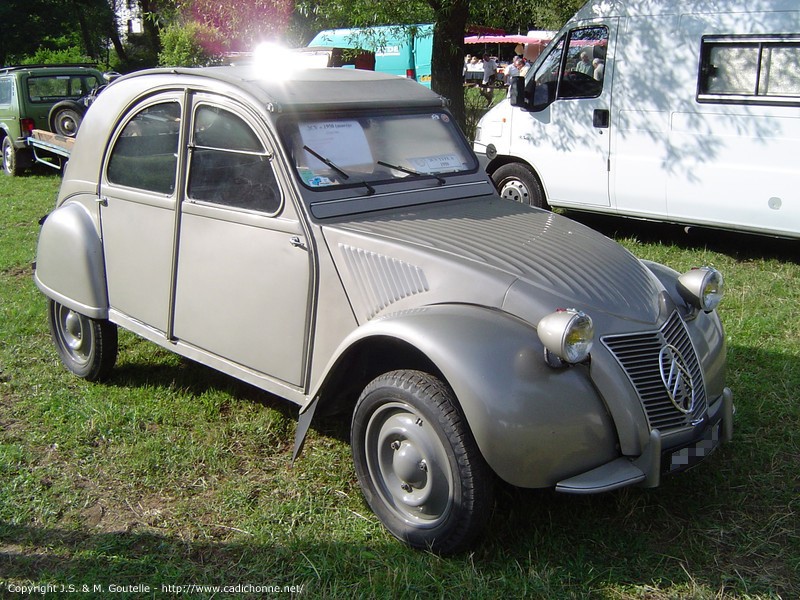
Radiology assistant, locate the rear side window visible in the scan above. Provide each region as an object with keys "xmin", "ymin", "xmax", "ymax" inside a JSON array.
[
  {"xmin": 107, "ymin": 102, "xmax": 181, "ymax": 194},
  {"xmin": 0, "ymin": 79, "xmax": 12, "ymax": 105},
  {"xmin": 698, "ymin": 35, "xmax": 800, "ymax": 105},
  {"xmin": 26, "ymin": 74, "xmax": 101, "ymax": 103}
]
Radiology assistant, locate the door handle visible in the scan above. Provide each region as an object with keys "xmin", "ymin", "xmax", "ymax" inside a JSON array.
[
  {"xmin": 593, "ymin": 109, "xmax": 610, "ymax": 128},
  {"xmin": 290, "ymin": 236, "xmax": 307, "ymax": 250}
]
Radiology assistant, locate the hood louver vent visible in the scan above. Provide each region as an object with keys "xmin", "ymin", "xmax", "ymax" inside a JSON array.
[{"xmin": 340, "ymin": 245, "xmax": 429, "ymax": 318}]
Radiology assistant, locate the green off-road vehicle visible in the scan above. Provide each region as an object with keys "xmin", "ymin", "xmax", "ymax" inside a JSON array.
[{"xmin": 0, "ymin": 64, "xmax": 103, "ymax": 176}]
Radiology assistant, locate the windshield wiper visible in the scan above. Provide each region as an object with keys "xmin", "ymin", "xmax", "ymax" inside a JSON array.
[
  {"xmin": 377, "ymin": 160, "xmax": 446, "ymax": 185},
  {"xmin": 303, "ymin": 144, "xmax": 375, "ymax": 195},
  {"xmin": 303, "ymin": 145, "xmax": 349, "ymax": 179}
]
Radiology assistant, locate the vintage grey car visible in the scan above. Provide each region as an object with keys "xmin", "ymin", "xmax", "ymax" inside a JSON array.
[{"xmin": 34, "ymin": 66, "xmax": 733, "ymax": 553}]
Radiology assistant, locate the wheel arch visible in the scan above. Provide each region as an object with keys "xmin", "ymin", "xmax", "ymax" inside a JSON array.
[
  {"xmin": 308, "ymin": 304, "xmax": 618, "ymax": 488},
  {"xmin": 34, "ymin": 202, "xmax": 109, "ymax": 319},
  {"xmin": 312, "ymin": 334, "xmax": 444, "ymax": 420},
  {"xmin": 486, "ymin": 156, "xmax": 548, "ymax": 203}
]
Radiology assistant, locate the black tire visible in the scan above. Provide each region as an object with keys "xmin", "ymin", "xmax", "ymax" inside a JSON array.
[
  {"xmin": 351, "ymin": 370, "xmax": 493, "ymax": 554},
  {"xmin": 492, "ymin": 162, "xmax": 548, "ymax": 209},
  {"xmin": 48, "ymin": 299, "xmax": 118, "ymax": 381},
  {"xmin": 2, "ymin": 136, "xmax": 29, "ymax": 176},
  {"xmin": 48, "ymin": 101, "xmax": 86, "ymax": 137}
]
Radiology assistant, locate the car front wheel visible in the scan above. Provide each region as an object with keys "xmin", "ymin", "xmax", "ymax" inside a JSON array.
[
  {"xmin": 351, "ymin": 370, "xmax": 493, "ymax": 554},
  {"xmin": 492, "ymin": 162, "xmax": 548, "ymax": 209},
  {"xmin": 48, "ymin": 300, "xmax": 118, "ymax": 381}
]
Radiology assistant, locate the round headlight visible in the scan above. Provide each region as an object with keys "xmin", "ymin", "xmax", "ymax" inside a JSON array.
[
  {"xmin": 537, "ymin": 309, "xmax": 594, "ymax": 364},
  {"xmin": 677, "ymin": 267, "xmax": 724, "ymax": 312}
]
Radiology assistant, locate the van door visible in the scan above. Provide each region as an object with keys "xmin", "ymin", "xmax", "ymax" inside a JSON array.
[{"xmin": 515, "ymin": 22, "xmax": 616, "ymax": 207}]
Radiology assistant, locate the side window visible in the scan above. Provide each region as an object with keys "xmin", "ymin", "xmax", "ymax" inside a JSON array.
[
  {"xmin": 557, "ymin": 26, "xmax": 607, "ymax": 99},
  {"xmin": 529, "ymin": 26, "xmax": 607, "ymax": 106},
  {"xmin": 0, "ymin": 79, "xmax": 11, "ymax": 105},
  {"xmin": 699, "ymin": 35, "xmax": 800, "ymax": 104},
  {"xmin": 187, "ymin": 105, "xmax": 281, "ymax": 213},
  {"xmin": 107, "ymin": 102, "xmax": 181, "ymax": 194}
]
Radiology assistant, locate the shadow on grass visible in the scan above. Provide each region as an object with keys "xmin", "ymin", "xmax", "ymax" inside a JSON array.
[
  {"xmin": 1, "ymin": 451, "xmax": 795, "ymax": 598},
  {"xmin": 565, "ymin": 210, "xmax": 799, "ymax": 264}
]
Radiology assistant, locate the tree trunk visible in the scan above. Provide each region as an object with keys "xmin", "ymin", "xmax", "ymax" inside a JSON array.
[{"xmin": 429, "ymin": 0, "xmax": 469, "ymax": 131}]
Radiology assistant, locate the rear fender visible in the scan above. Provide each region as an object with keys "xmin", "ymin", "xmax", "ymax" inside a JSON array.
[{"xmin": 34, "ymin": 202, "xmax": 108, "ymax": 318}]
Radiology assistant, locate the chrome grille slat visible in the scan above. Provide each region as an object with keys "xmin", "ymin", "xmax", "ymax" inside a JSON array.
[{"xmin": 602, "ymin": 312, "xmax": 708, "ymax": 432}]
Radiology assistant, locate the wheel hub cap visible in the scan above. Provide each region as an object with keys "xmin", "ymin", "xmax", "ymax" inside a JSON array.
[
  {"xmin": 64, "ymin": 310, "xmax": 85, "ymax": 351},
  {"xmin": 500, "ymin": 180, "xmax": 529, "ymax": 203},
  {"xmin": 392, "ymin": 440, "xmax": 426, "ymax": 488}
]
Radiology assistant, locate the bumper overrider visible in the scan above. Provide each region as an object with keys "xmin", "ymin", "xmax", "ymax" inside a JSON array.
[{"xmin": 555, "ymin": 387, "xmax": 733, "ymax": 493}]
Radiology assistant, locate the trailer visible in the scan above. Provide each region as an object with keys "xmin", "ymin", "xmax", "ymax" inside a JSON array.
[{"xmin": 26, "ymin": 130, "xmax": 74, "ymax": 171}]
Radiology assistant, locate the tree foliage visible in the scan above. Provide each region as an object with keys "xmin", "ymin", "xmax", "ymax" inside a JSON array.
[
  {"xmin": 158, "ymin": 21, "xmax": 226, "ymax": 66},
  {"xmin": 1, "ymin": 0, "xmax": 118, "ymax": 66},
  {"xmin": 177, "ymin": 0, "xmax": 293, "ymax": 53},
  {"xmin": 3, "ymin": 0, "xmax": 584, "ymax": 125}
]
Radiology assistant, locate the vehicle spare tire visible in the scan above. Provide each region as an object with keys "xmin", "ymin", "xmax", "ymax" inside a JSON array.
[{"xmin": 48, "ymin": 100, "xmax": 86, "ymax": 137}]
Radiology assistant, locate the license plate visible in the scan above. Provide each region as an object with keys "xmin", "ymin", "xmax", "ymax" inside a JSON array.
[{"xmin": 666, "ymin": 420, "xmax": 722, "ymax": 473}]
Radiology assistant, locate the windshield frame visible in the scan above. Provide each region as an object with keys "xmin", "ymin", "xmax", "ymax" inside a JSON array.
[
  {"xmin": 279, "ymin": 108, "xmax": 479, "ymax": 192},
  {"xmin": 277, "ymin": 108, "xmax": 491, "ymax": 220}
]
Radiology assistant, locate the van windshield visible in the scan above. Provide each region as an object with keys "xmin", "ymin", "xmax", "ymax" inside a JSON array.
[{"xmin": 282, "ymin": 111, "xmax": 477, "ymax": 191}]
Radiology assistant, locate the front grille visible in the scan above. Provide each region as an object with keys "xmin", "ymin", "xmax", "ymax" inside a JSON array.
[{"xmin": 602, "ymin": 312, "xmax": 707, "ymax": 432}]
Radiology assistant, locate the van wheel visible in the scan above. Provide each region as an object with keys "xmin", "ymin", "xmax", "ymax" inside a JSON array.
[
  {"xmin": 351, "ymin": 370, "xmax": 493, "ymax": 554},
  {"xmin": 48, "ymin": 300, "xmax": 118, "ymax": 381},
  {"xmin": 492, "ymin": 163, "xmax": 548, "ymax": 209}
]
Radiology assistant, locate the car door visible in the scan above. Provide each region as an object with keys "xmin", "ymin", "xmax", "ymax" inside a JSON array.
[
  {"xmin": 171, "ymin": 95, "xmax": 312, "ymax": 387},
  {"xmin": 100, "ymin": 95, "xmax": 183, "ymax": 333},
  {"xmin": 513, "ymin": 22, "xmax": 616, "ymax": 207}
]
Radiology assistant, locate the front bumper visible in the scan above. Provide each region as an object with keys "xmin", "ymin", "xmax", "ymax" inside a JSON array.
[{"xmin": 555, "ymin": 387, "xmax": 734, "ymax": 494}]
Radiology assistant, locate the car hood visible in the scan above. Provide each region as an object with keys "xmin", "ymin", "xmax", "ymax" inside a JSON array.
[{"xmin": 322, "ymin": 196, "xmax": 663, "ymax": 325}]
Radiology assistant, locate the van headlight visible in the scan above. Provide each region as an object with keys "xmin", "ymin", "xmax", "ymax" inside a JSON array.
[
  {"xmin": 677, "ymin": 267, "xmax": 724, "ymax": 312},
  {"xmin": 537, "ymin": 309, "xmax": 594, "ymax": 365}
]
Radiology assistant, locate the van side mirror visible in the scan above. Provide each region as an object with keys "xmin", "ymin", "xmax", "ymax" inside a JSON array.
[
  {"xmin": 509, "ymin": 76, "xmax": 527, "ymax": 108},
  {"xmin": 509, "ymin": 76, "xmax": 556, "ymax": 112}
]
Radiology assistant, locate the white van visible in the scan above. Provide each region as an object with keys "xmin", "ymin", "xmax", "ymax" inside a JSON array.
[{"xmin": 474, "ymin": 0, "xmax": 800, "ymax": 238}]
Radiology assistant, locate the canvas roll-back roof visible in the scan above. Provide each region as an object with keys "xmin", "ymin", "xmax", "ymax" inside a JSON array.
[
  {"xmin": 61, "ymin": 65, "xmax": 448, "ymax": 194},
  {"xmin": 111, "ymin": 65, "xmax": 447, "ymax": 112}
]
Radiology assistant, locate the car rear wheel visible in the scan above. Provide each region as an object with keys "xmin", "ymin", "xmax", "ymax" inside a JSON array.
[
  {"xmin": 492, "ymin": 162, "xmax": 548, "ymax": 209},
  {"xmin": 48, "ymin": 299, "xmax": 118, "ymax": 381},
  {"xmin": 351, "ymin": 370, "xmax": 493, "ymax": 554}
]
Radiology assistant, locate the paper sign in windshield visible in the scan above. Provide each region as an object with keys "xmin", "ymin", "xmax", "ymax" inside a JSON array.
[
  {"xmin": 409, "ymin": 154, "xmax": 463, "ymax": 174},
  {"xmin": 299, "ymin": 121, "xmax": 372, "ymax": 171}
]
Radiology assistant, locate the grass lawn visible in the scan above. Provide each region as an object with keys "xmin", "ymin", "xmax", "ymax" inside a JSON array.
[{"xmin": 0, "ymin": 169, "xmax": 797, "ymax": 599}]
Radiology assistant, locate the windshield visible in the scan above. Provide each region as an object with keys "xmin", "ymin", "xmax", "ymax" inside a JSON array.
[{"xmin": 282, "ymin": 111, "xmax": 477, "ymax": 191}]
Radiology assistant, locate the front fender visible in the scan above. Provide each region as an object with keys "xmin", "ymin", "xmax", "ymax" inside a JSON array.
[
  {"xmin": 316, "ymin": 304, "xmax": 618, "ymax": 488},
  {"xmin": 34, "ymin": 202, "xmax": 108, "ymax": 318}
]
